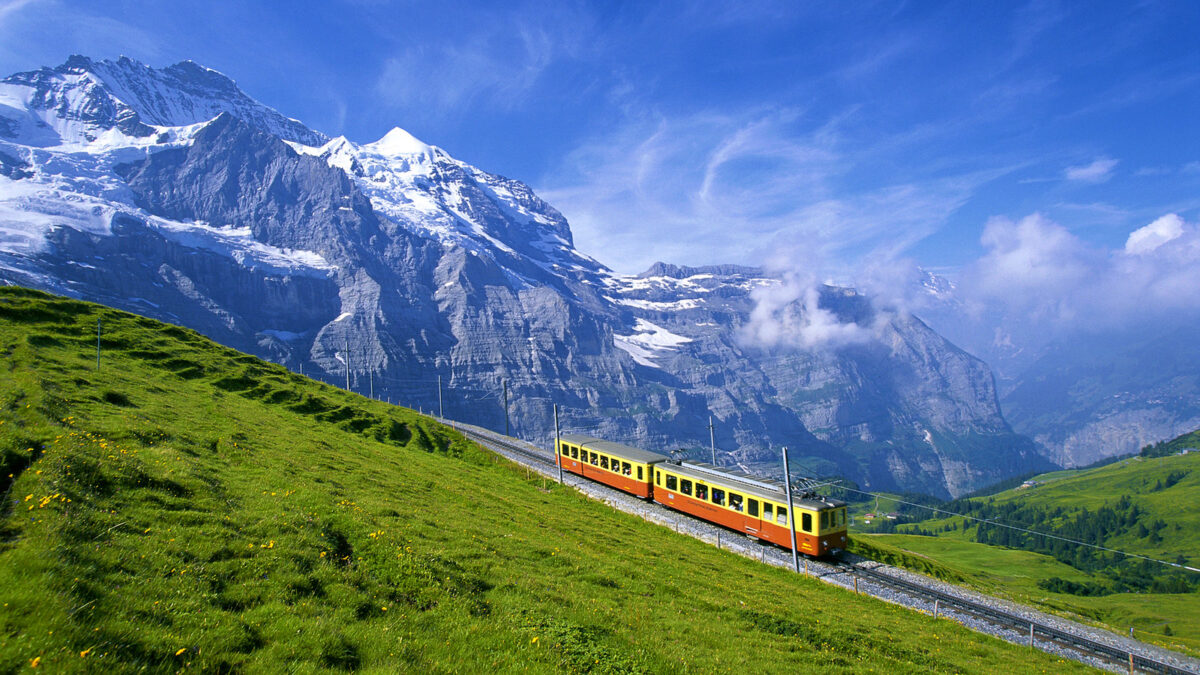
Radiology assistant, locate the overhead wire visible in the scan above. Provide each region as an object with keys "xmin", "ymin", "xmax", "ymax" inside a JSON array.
[{"xmin": 826, "ymin": 482, "xmax": 1200, "ymax": 574}]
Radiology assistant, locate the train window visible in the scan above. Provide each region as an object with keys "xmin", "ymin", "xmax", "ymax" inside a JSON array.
[
  {"xmin": 600, "ymin": 456, "xmax": 609, "ymax": 470},
  {"xmin": 820, "ymin": 511, "xmax": 829, "ymax": 529},
  {"xmin": 571, "ymin": 447, "xmax": 579, "ymax": 459},
  {"xmin": 695, "ymin": 484, "xmax": 708, "ymax": 500},
  {"xmin": 590, "ymin": 452, "xmax": 599, "ymax": 465},
  {"xmin": 680, "ymin": 479, "xmax": 692, "ymax": 496},
  {"xmin": 655, "ymin": 471, "xmax": 661, "ymax": 486},
  {"xmin": 748, "ymin": 499, "xmax": 759, "ymax": 517},
  {"xmin": 622, "ymin": 462, "xmax": 631, "ymax": 476},
  {"xmin": 802, "ymin": 513, "xmax": 813, "ymax": 533},
  {"xmin": 637, "ymin": 466, "xmax": 643, "ymax": 481},
  {"xmin": 777, "ymin": 507, "xmax": 787, "ymax": 526},
  {"xmin": 729, "ymin": 493, "xmax": 743, "ymax": 512},
  {"xmin": 711, "ymin": 488, "xmax": 725, "ymax": 506},
  {"xmin": 666, "ymin": 475, "xmax": 677, "ymax": 491},
  {"xmin": 839, "ymin": 509, "xmax": 846, "ymax": 526},
  {"xmin": 763, "ymin": 503, "xmax": 773, "ymax": 520}
]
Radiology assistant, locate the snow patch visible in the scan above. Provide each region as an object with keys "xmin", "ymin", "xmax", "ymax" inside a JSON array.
[
  {"xmin": 613, "ymin": 297, "xmax": 702, "ymax": 311},
  {"xmin": 613, "ymin": 318, "xmax": 693, "ymax": 368}
]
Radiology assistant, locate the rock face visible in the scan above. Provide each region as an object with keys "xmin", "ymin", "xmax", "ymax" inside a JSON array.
[{"xmin": 0, "ymin": 56, "xmax": 1049, "ymax": 497}]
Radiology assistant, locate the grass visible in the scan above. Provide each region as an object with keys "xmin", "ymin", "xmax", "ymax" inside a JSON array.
[
  {"xmin": 857, "ymin": 452, "xmax": 1200, "ymax": 657},
  {"xmin": 0, "ymin": 286, "xmax": 1092, "ymax": 672}
]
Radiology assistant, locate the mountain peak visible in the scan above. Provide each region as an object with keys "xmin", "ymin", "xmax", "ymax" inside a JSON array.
[
  {"xmin": 366, "ymin": 127, "xmax": 434, "ymax": 157},
  {"xmin": 1, "ymin": 56, "xmax": 328, "ymax": 147}
]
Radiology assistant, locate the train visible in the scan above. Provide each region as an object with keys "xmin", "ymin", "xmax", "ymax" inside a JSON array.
[{"xmin": 555, "ymin": 434, "xmax": 848, "ymax": 556}]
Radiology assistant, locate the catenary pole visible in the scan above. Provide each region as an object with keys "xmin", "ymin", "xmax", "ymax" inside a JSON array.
[
  {"xmin": 554, "ymin": 404, "xmax": 563, "ymax": 484},
  {"xmin": 709, "ymin": 415, "xmax": 716, "ymax": 464},
  {"xmin": 95, "ymin": 318, "xmax": 101, "ymax": 370},
  {"xmin": 503, "ymin": 378, "xmax": 509, "ymax": 436},
  {"xmin": 343, "ymin": 338, "xmax": 350, "ymax": 391},
  {"xmin": 781, "ymin": 445, "xmax": 801, "ymax": 573},
  {"xmin": 438, "ymin": 375, "xmax": 444, "ymax": 419}
]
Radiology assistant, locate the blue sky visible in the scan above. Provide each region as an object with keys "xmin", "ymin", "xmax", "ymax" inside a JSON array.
[{"xmin": 0, "ymin": 0, "xmax": 1197, "ymax": 280}]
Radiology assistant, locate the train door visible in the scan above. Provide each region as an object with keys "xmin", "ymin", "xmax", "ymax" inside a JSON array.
[{"xmin": 745, "ymin": 498, "xmax": 762, "ymax": 538}]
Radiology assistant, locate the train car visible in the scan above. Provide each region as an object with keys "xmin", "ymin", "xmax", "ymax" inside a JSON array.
[
  {"xmin": 556, "ymin": 433, "xmax": 668, "ymax": 498},
  {"xmin": 653, "ymin": 460, "xmax": 848, "ymax": 556}
]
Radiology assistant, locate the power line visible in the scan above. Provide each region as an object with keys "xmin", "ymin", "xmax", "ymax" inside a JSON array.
[{"xmin": 832, "ymin": 483, "xmax": 1200, "ymax": 575}]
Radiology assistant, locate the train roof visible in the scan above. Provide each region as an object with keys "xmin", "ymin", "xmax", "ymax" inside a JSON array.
[
  {"xmin": 666, "ymin": 460, "xmax": 845, "ymax": 511},
  {"xmin": 559, "ymin": 433, "xmax": 669, "ymax": 464}
]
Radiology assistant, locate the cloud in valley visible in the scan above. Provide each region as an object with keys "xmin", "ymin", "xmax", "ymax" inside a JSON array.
[{"xmin": 738, "ymin": 268, "xmax": 875, "ymax": 352}]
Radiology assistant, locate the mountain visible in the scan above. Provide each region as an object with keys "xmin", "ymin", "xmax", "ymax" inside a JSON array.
[
  {"xmin": 999, "ymin": 329, "xmax": 1200, "ymax": 467},
  {"xmin": 914, "ymin": 274, "xmax": 1200, "ymax": 468},
  {"xmin": 0, "ymin": 56, "xmax": 1047, "ymax": 497}
]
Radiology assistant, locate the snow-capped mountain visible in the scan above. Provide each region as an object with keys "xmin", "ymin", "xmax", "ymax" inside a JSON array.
[{"xmin": 0, "ymin": 56, "xmax": 1050, "ymax": 497}]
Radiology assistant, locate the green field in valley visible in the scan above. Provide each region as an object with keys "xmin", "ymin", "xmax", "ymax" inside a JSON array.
[
  {"xmin": 0, "ymin": 287, "xmax": 1092, "ymax": 673},
  {"xmin": 857, "ymin": 449, "xmax": 1200, "ymax": 657}
]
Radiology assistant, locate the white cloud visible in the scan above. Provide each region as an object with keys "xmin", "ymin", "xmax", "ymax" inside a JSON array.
[
  {"xmin": 956, "ymin": 212, "xmax": 1200, "ymax": 332},
  {"xmin": 1125, "ymin": 213, "xmax": 1183, "ymax": 255},
  {"xmin": 1064, "ymin": 157, "xmax": 1118, "ymax": 182},
  {"xmin": 738, "ymin": 269, "xmax": 874, "ymax": 352}
]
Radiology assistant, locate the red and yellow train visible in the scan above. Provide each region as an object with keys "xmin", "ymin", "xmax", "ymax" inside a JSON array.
[{"xmin": 556, "ymin": 433, "xmax": 848, "ymax": 556}]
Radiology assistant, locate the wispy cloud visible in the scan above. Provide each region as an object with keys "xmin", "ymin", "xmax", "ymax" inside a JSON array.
[
  {"xmin": 541, "ymin": 105, "xmax": 1006, "ymax": 275},
  {"xmin": 0, "ymin": 0, "xmax": 164, "ymax": 71},
  {"xmin": 1064, "ymin": 157, "xmax": 1118, "ymax": 182},
  {"xmin": 0, "ymin": 0, "xmax": 41, "ymax": 24},
  {"xmin": 372, "ymin": 7, "xmax": 592, "ymax": 118}
]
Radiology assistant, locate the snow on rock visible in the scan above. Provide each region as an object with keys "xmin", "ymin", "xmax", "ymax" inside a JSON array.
[
  {"xmin": 148, "ymin": 218, "xmax": 335, "ymax": 277},
  {"xmin": 613, "ymin": 318, "xmax": 692, "ymax": 368}
]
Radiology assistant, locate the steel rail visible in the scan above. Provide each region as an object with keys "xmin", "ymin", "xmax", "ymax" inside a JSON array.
[{"xmin": 452, "ymin": 423, "xmax": 1196, "ymax": 675}]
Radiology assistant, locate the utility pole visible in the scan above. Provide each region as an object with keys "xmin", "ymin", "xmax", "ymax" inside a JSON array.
[
  {"xmin": 781, "ymin": 446, "xmax": 801, "ymax": 573},
  {"xmin": 343, "ymin": 338, "xmax": 351, "ymax": 391},
  {"xmin": 554, "ymin": 404, "xmax": 563, "ymax": 484},
  {"xmin": 503, "ymin": 379, "xmax": 509, "ymax": 436},
  {"xmin": 95, "ymin": 318, "xmax": 101, "ymax": 370},
  {"xmin": 369, "ymin": 368, "xmax": 374, "ymax": 399},
  {"xmin": 438, "ymin": 375, "xmax": 444, "ymax": 419},
  {"xmin": 709, "ymin": 415, "xmax": 716, "ymax": 464}
]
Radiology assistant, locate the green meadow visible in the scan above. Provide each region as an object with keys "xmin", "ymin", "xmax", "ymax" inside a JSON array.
[
  {"xmin": 859, "ymin": 451, "xmax": 1200, "ymax": 657},
  {"xmin": 0, "ymin": 287, "xmax": 1090, "ymax": 672}
]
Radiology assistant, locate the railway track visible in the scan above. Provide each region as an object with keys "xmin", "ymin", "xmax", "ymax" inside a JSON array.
[
  {"xmin": 450, "ymin": 422, "xmax": 1198, "ymax": 674},
  {"xmin": 831, "ymin": 558, "xmax": 1194, "ymax": 674}
]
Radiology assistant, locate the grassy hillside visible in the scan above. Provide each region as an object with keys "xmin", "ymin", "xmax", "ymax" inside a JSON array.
[
  {"xmin": 0, "ymin": 286, "xmax": 1093, "ymax": 673},
  {"xmin": 860, "ymin": 450, "xmax": 1200, "ymax": 656}
]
